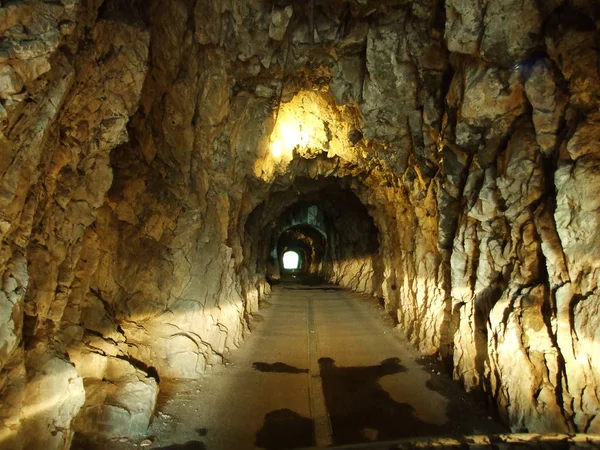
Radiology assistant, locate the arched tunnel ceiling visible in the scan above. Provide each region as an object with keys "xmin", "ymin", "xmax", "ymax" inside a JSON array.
[
  {"xmin": 277, "ymin": 224, "xmax": 326, "ymax": 274},
  {"xmin": 245, "ymin": 178, "xmax": 379, "ymax": 259},
  {"xmin": 0, "ymin": 0, "xmax": 599, "ymax": 447},
  {"xmin": 253, "ymin": 181, "xmax": 379, "ymax": 282}
]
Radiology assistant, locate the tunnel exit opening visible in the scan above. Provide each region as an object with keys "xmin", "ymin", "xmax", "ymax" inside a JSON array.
[
  {"xmin": 277, "ymin": 224, "xmax": 326, "ymax": 283},
  {"xmin": 282, "ymin": 250, "xmax": 301, "ymax": 270}
]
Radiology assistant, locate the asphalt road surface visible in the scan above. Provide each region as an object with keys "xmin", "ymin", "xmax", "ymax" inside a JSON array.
[
  {"xmin": 74, "ymin": 282, "xmax": 508, "ymax": 450},
  {"xmin": 149, "ymin": 283, "xmax": 505, "ymax": 449}
]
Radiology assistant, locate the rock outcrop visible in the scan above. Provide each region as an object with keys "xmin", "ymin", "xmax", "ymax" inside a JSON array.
[{"xmin": 0, "ymin": 0, "xmax": 598, "ymax": 447}]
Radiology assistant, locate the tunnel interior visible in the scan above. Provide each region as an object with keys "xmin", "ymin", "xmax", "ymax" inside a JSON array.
[
  {"xmin": 277, "ymin": 224, "xmax": 324, "ymax": 276},
  {"xmin": 245, "ymin": 177, "xmax": 381, "ymax": 288},
  {"xmin": 281, "ymin": 248, "xmax": 301, "ymax": 271},
  {"xmin": 0, "ymin": 0, "xmax": 599, "ymax": 448}
]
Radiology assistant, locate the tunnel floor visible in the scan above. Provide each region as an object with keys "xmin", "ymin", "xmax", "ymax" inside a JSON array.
[{"xmin": 74, "ymin": 284, "xmax": 509, "ymax": 449}]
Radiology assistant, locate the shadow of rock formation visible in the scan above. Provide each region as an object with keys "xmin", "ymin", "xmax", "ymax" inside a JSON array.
[
  {"xmin": 318, "ymin": 357, "xmax": 446, "ymax": 444},
  {"xmin": 255, "ymin": 408, "xmax": 314, "ymax": 450},
  {"xmin": 252, "ymin": 362, "xmax": 309, "ymax": 374}
]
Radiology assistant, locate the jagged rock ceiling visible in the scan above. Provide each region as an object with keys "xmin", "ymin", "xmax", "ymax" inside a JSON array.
[{"xmin": 0, "ymin": 0, "xmax": 599, "ymax": 447}]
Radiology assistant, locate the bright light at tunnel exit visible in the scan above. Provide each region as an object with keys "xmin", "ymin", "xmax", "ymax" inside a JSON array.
[{"xmin": 282, "ymin": 250, "xmax": 300, "ymax": 270}]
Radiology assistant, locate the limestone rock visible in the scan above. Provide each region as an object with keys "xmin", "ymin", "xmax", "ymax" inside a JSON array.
[
  {"xmin": 330, "ymin": 55, "xmax": 364, "ymax": 105},
  {"xmin": 0, "ymin": 358, "xmax": 26, "ymax": 449},
  {"xmin": 362, "ymin": 17, "xmax": 418, "ymax": 141},
  {"xmin": 0, "ymin": 65, "xmax": 23, "ymax": 98},
  {"xmin": 194, "ymin": 0, "xmax": 227, "ymax": 45},
  {"xmin": 445, "ymin": 0, "xmax": 482, "ymax": 54},
  {"xmin": 566, "ymin": 111, "xmax": 600, "ymax": 160},
  {"xmin": 459, "ymin": 64, "xmax": 526, "ymax": 136},
  {"xmin": 0, "ymin": 253, "xmax": 27, "ymax": 372},
  {"xmin": 480, "ymin": 0, "xmax": 542, "ymax": 67},
  {"xmin": 73, "ymin": 374, "xmax": 158, "ymax": 439},
  {"xmin": 488, "ymin": 285, "xmax": 569, "ymax": 432},
  {"xmin": 0, "ymin": 0, "xmax": 83, "ymax": 106},
  {"xmin": 21, "ymin": 347, "xmax": 85, "ymax": 449},
  {"xmin": 269, "ymin": 6, "xmax": 293, "ymax": 41},
  {"xmin": 546, "ymin": 11, "xmax": 599, "ymax": 107},
  {"xmin": 555, "ymin": 141, "xmax": 600, "ymax": 292},
  {"xmin": 496, "ymin": 121, "xmax": 544, "ymax": 221},
  {"xmin": 523, "ymin": 57, "xmax": 566, "ymax": 155}
]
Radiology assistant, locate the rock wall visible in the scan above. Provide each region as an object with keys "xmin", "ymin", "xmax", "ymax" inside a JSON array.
[
  {"xmin": 1, "ymin": 1, "xmax": 153, "ymax": 447},
  {"xmin": 0, "ymin": 0, "xmax": 599, "ymax": 447},
  {"xmin": 440, "ymin": 3, "xmax": 600, "ymax": 433}
]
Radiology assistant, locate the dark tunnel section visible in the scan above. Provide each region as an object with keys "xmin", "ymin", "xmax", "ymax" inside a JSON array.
[
  {"xmin": 267, "ymin": 201, "xmax": 329, "ymax": 284},
  {"xmin": 277, "ymin": 224, "xmax": 327, "ymax": 282},
  {"xmin": 243, "ymin": 177, "xmax": 383, "ymax": 289}
]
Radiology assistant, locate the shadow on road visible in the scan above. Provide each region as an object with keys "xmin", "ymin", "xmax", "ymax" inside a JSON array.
[
  {"xmin": 252, "ymin": 362, "xmax": 309, "ymax": 374},
  {"xmin": 158, "ymin": 441, "xmax": 206, "ymax": 449},
  {"xmin": 416, "ymin": 355, "xmax": 508, "ymax": 435},
  {"xmin": 255, "ymin": 408, "xmax": 314, "ymax": 449},
  {"xmin": 318, "ymin": 357, "xmax": 448, "ymax": 444}
]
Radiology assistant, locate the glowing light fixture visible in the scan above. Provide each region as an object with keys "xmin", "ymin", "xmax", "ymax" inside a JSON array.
[
  {"xmin": 270, "ymin": 116, "xmax": 312, "ymax": 159},
  {"xmin": 271, "ymin": 139, "xmax": 283, "ymax": 157},
  {"xmin": 280, "ymin": 122, "xmax": 308, "ymax": 148},
  {"xmin": 282, "ymin": 250, "xmax": 300, "ymax": 270}
]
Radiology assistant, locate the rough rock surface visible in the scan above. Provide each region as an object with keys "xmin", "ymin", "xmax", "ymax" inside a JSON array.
[
  {"xmin": 0, "ymin": 0, "xmax": 599, "ymax": 447},
  {"xmin": 73, "ymin": 374, "xmax": 158, "ymax": 439}
]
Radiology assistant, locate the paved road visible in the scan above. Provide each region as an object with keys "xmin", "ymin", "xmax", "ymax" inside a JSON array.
[{"xmin": 140, "ymin": 283, "xmax": 505, "ymax": 449}]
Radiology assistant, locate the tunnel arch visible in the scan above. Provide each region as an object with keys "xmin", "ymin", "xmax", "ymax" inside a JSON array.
[
  {"xmin": 243, "ymin": 175, "xmax": 383, "ymax": 290},
  {"xmin": 277, "ymin": 223, "xmax": 328, "ymax": 281}
]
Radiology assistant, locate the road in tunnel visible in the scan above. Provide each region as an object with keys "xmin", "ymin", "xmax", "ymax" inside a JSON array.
[
  {"xmin": 81, "ymin": 283, "xmax": 507, "ymax": 450},
  {"xmin": 276, "ymin": 224, "xmax": 327, "ymax": 279}
]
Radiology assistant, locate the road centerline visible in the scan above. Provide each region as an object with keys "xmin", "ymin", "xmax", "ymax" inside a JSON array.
[{"xmin": 307, "ymin": 292, "xmax": 333, "ymax": 447}]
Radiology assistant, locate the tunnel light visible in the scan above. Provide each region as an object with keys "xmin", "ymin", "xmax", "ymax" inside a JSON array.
[
  {"xmin": 270, "ymin": 122, "xmax": 308, "ymax": 159},
  {"xmin": 258, "ymin": 90, "xmax": 351, "ymax": 181},
  {"xmin": 271, "ymin": 139, "xmax": 283, "ymax": 157},
  {"xmin": 269, "ymin": 106, "xmax": 315, "ymax": 161},
  {"xmin": 280, "ymin": 122, "xmax": 308, "ymax": 148},
  {"xmin": 282, "ymin": 250, "xmax": 300, "ymax": 270}
]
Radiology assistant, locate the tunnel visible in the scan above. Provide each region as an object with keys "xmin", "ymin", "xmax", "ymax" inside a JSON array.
[
  {"xmin": 247, "ymin": 179, "xmax": 380, "ymax": 289},
  {"xmin": 0, "ymin": 0, "xmax": 599, "ymax": 449},
  {"xmin": 277, "ymin": 225, "xmax": 323, "ymax": 277}
]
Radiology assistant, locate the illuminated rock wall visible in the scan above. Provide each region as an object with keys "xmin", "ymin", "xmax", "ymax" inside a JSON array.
[{"xmin": 0, "ymin": 0, "xmax": 598, "ymax": 447}]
